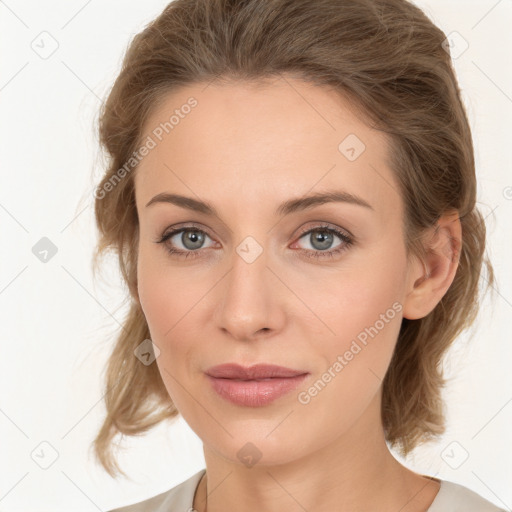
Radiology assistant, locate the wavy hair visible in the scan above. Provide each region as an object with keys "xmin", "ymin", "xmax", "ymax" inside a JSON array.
[{"xmin": 91, "ymin": 0, "xmax": 496, "ymax": 478}]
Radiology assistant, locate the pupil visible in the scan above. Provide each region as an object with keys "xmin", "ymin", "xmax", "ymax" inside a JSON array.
[
  {"xmin": 183, "ymin": 230, "xmax": 204, "ymax": 249},
  {"xmin": 312, "ymin": 230, "xmax": 332, "ymax": 250}
]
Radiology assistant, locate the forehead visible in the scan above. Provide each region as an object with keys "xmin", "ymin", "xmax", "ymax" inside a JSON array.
[{"xmin": 134, "ymin": 76, "xmax": 400, "ymax": 217}]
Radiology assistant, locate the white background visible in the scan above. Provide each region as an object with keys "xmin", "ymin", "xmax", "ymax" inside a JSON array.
[{"xmin": 0, "ymin": 0, "xmax": 511, "ymax": 510}]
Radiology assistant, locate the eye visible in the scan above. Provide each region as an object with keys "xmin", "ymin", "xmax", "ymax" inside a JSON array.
[
  {"xmin": 291, "ymin": 223, "xmax": 354, "ymax": 260},
  {"xmin": 154, "ymin": 224, "xmax": 217, "ymax": 259},
  {"xmin": 154, "ymin": 222, "xmax": 354, "ymax": 261}
]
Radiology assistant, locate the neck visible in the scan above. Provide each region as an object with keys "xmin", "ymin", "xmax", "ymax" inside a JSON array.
[{"xmin": 192, "ymin": 392, "xmax": 440, "ymax": 512}]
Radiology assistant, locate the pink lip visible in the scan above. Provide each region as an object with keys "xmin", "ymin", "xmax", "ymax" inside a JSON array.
[{"xmin": 205, "ymin": 363, "xmax": 309, "ymax": 407}]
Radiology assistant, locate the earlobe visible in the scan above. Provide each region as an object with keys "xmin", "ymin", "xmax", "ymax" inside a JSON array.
[{"xmin": 402, "ymin": 211, "xmax": 462, "ymax": 320}]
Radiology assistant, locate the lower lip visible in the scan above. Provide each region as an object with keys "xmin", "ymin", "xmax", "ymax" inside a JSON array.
[{"xmin": 206, "ymin": 374, "xmax": 309, "ymax": 407}]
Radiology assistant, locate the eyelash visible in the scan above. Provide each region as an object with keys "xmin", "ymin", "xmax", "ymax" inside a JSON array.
[{"xmin": 154, "ymin": 222, "xmax": 354, "ymax": 261}]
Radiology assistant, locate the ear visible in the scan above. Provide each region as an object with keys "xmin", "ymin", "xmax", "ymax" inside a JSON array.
[{"xmin": 402, "ymin": 210, "xmax": 462, "ymax": 320}]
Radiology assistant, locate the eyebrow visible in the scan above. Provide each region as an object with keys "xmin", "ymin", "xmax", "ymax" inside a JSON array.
[{"xmin": 145, "ymin": 190, "xmax": 374, "ymax": 216}]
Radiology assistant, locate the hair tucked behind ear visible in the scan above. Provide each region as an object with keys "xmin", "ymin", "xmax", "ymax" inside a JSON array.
[{"xmin": 91, "ymin": 0, "xmax": 495, "ymax": 477}]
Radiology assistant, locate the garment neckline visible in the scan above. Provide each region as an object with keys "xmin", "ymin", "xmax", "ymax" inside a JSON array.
[
  {"xmin": 190, "ymin": 470, "xmax": 445, "ymax": 510},
  {"xmin": 420, "ymin": 474, "xmax": 445, "ymax": 510}
]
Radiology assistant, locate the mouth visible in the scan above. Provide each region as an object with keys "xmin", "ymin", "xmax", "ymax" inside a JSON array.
[{"xmin": 205, "ymin": 363, "xmax": 309, "ymax": 407}]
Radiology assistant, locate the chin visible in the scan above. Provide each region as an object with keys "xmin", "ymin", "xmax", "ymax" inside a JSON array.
[{"xmin": 203, "ymin": 424, "xmax": 312, "ymax": 469}]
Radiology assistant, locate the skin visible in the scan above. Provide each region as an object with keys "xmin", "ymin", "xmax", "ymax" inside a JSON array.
[{"xmin": 133, "ymin": 75, "xmax": 461, "ymax": 512}]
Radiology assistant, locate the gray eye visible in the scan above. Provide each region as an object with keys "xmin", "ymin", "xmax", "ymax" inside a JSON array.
[
  {"xmin": 171, "ymin": 229, "xmax": 213, "ymax": 251},
  {"xmin": 299, "ymin": 229, "xmax": 342, "ymax": 251}
]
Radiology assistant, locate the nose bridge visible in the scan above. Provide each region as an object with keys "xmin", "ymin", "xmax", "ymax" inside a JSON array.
[
  {"xmin": 226, "ymin": 233, "xmax": 269, "ymax": 305},
  {"xmin": 214, "ymin": 232, "xmax": 282, "ymax": 339}
]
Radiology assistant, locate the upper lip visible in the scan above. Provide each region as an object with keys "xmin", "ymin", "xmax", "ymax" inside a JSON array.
[{"xmin": 206, "ymin": 363, "xmax": 308, "ymax": 380}]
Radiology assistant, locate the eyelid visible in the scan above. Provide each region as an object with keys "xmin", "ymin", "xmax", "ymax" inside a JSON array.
[
  {"xmin": 158, "ymin": 220, "xmax": 352, "ymax": 244},
  {"xmin": 155, "ymin": 220, "xmax": 355, "ymax": 261},
  {"xmin": 294, "ymin": 221, "xmax": 353, "ymax": 240},
  {"xmin": 160, "ymin": 221, "xmax": 215, "ymax": 239}
]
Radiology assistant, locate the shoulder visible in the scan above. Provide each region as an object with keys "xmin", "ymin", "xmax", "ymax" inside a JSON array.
[
  {"xmin": 106, "ymin": 468, "xmax": 206, "ymax": 512},
  {"xmin": 428, "ymin": 478, "xmax": 507, "ymax": 512}
]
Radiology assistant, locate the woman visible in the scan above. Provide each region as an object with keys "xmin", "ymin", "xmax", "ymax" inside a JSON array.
[{"xmin": 92, "ymin": 0, "xmax": 505, "ymax": 510}]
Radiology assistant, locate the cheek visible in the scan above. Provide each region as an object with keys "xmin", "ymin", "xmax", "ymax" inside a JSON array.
[
  {"xmin": 136, "ymin": 249, "xmax": 207, "ymax": 394},
  {"xmin": 320, "ymin": 286, "xmax": 403, "ymax": 392},
  {"xmin": 312, "ymin": 246, "xmax": 407, "ymax": 387},
  {"xmin": 296, "ymin": 286, "xmax": 404, "ymax": 438},
  {"xmin": 137, "ymin": 255, "xmax": 193, "ymax": 407},
  {"xmin": 137, "ymin": 247, "xmax": 200, "ymax": 339},
  {"xmin": 137, "ymin": 257, "xmax": 172, "ymax": 337},
  {"xmin": 317, "ymin": 250, "xmax": 405, "ymax": 337}
]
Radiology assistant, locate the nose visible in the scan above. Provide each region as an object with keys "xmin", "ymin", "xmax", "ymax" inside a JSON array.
[{"xmin": 212, "ymin": 244, "xmax": 286, "ymax": 342}]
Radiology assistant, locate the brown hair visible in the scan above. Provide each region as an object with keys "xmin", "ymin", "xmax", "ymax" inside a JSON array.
[{"xmin": 91, "ymin": 0, "xmax": 496, "ymax": 478}]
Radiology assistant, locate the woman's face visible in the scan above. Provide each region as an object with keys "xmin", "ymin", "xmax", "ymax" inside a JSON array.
[{"xmin": 134, "ymin": 76, "xmax": 418, "ymax": 466}]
